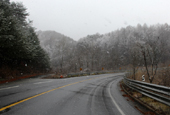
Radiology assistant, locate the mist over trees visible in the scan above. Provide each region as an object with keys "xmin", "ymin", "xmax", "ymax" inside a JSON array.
[
  {"xmin": 38, "ymin": 24, "xmax": 170, "ymax": 80},
  {"xmin": 1, "ymin": 1, "xmax": 170, "ymax": 83},
  {"xmin": 0, "ymin": 0, "xmax": 50, "ymax": 78},
  {"xmin": 37, "ymin": 31, "xmax": 76, "ymax": 74}
]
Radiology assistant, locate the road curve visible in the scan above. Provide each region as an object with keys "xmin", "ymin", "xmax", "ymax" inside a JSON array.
[{"xmin": 0, "ymin": 73, "xmax": 141, "ymax": 115}]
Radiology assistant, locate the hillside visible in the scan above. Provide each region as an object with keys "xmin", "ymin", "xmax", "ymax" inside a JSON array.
[
  {"xmin": 36, "ymin": 24, "xmax": 170, "ymax": 80},
  {"xmin": 37, "ymin": 31, "xmax": 76, "ymax": 71}
]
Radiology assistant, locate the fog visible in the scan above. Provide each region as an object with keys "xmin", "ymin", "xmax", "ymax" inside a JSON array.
[{"xmin": 11, "ymin": 0, "xmax": 170, "ymax": 40}]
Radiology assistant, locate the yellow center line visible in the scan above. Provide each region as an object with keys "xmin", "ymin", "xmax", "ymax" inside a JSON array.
[{"xmin": 0, "ymin": 76, "xmax": 104, "ymax": 112}]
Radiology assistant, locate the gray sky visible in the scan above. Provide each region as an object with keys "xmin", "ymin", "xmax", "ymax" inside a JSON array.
[{"xmin": 11, "ymin": 0, "xmax": 170, "ymax": 40}]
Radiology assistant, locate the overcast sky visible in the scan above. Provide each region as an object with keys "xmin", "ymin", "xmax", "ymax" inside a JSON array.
[{"xmin": 11, "ymin": 0, "xmax": 170, "ymax": 40}]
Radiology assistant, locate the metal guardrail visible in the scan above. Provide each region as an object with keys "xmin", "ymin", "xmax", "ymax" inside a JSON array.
[{"xmin": 123, "ymin": 77, "xmax": 170, "ymax": 106}]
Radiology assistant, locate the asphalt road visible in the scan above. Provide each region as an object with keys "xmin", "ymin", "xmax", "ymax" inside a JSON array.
[{"xmin": 0, "ymin": 73, "xmax": 141, "ymax": 115}]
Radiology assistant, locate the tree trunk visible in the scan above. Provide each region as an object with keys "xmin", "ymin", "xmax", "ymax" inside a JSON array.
[
  {"xmin": 133, "ymin": 67, "xmax": 136, "ymax": 80},
  {"xmin": 143, "ymin": 51, "xmax": 151, "ymax": 83}
]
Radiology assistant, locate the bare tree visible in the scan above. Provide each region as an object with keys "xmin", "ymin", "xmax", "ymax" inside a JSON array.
[
  {"xmin": 137, "ymin": 36, "xmax": 165, "ymax": 83},
  {"xmin": 130, "ymin": 43, "xmax": 142, "ymax": 80}
]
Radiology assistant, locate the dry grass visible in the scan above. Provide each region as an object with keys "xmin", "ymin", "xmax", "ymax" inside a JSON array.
[
  {"xmin": 140, "ymin": 97, "xmax": 170, "ymax": 115},
  {"xmin": 128, "ymin": 66, "xmax": 170, "ymax": 86},
  {"xmin": 132, "ymin": 91, "xmax": 143, "ymax": 98}
]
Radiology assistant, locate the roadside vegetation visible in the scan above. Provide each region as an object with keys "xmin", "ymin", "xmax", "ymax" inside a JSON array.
[
  {"xmin": 43, "ymin": 71, "xmax": 117, "ymax": 79},
  {"xmin": 127, "ymin": 65, "xmax": 170, "ymax": 87}
]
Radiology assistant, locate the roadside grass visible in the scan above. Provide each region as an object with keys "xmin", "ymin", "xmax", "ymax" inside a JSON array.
[
  {"xmin": 43, "ymin": 74, "xmax": 88, "ymax": 79},
  {"xmin": 66, "ymin": 72, "xmax": 115, "ymax": 78},
  {"xmin": 139, "ymin": 96, "xmax": 170, "ymax": 115},
  {"xmin": 132, "ymin": 91, "xmax": 142, "ymax": 98},
  {"xmin": 128, "ymin": 67, "xmax": 170, "ymax": 86},
  {"xmin": 43, "ymin": 71, "xmax": 115, "ymax": 79}
]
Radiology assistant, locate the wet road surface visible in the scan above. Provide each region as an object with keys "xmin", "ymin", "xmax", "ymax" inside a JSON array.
[{"xmin": 0, "ymin": 73, "xmax": 141, "ymax": 115}]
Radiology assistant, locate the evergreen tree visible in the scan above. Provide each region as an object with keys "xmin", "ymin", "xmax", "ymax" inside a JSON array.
[{"xmin": 0, "ymin": 0, "xmax": 50, "ymax": 76}]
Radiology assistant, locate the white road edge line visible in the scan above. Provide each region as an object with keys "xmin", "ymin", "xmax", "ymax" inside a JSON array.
[
  {"xmin": 0, "ymin": 85, "xmax": 19, "ymax": 91},
  {"xmin": 34, "ymin": 80, "xmax": 53, "ymax": 84},
  {"xmin": 108, "ymin": 80, "xmax": 126, "ymax": 115}
]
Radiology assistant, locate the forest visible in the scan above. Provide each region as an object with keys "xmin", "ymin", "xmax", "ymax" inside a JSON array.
[
  {"xmin": 0, "ymin": 0, "xmax": 50, "ymax": 79},
  {"xmin": 39, "ymin": 25, "xmax": 169, "ymax": 70}
]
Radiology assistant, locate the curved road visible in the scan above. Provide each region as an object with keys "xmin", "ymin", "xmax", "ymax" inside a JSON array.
[{"xmin": 0, "ymin": 73, "xmax": 141, "ymax": 115}]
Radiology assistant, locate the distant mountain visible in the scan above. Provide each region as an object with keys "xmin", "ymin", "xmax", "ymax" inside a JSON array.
[
  {"xmin": 36, "ymin": 30, "xmax": 76, "ymax": 61},
  {"xmin": 37, "ymin": 30, "xmax": 75, "ymax": 47}
]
